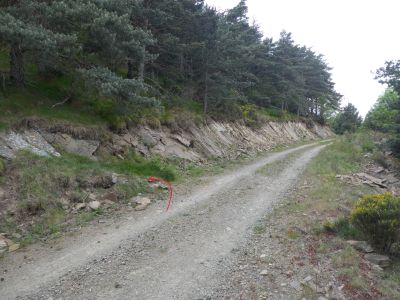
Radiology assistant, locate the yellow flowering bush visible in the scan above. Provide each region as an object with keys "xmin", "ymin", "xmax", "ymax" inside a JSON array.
[{"xmin": 351, "ymin": 193, "xmax": 400, "ymax": 252}]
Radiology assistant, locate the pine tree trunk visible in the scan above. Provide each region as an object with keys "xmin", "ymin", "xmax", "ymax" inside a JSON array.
[
  {"xmin": 138, "ymin": 46, "xmax": 145, "ymax": 82},
  {"xmin": 127, "ymin": 60, "xmax": 134, "ymax": 79},
  {"xmin": 10, "ymin": 44, "xmax": 25, "ymax": 87},
  {"xmin": 203, "ymin": 69, "xmax": 209, "ymax": 115},
  {"xmin": 37, "ymin": 53, "xmax": 48, "ymax": 77},
  {"xmin": 138, "ymin": 14, "xmax": 149, "ymax": 82},
  {"xmin": 179, "ymin": 52, "xmax": 184, "ymax": 74}
]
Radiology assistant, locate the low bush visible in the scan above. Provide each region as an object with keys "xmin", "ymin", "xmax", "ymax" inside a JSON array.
[
  {"xmin": 351, "ymin": 193, "xmax": 400, "ymax": 252},
  {"xmin": 323, "ymin": 217, "xmax": 362, "ymax": 239}
]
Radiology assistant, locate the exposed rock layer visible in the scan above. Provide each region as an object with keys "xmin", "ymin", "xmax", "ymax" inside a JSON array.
[{"xmin": 0, "ymin": 119, "xmax": 334, "ymax": 161}]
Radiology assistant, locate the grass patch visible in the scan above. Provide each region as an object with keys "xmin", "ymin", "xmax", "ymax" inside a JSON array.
[
  {"xmin": 0, "ymin": 213, "xmax": 17, "ymax": 236},
  {"xmin": 379, "ymin": 262, "xmax": 400, "ymax": 298},
  {"xmin": 16, "ymin": 150, "xmax": 177, "ymax": 184},
  {"xmin": 0, "ymin": 121, "xmax": 8, "ymax": 132},
  {"xmin": 253, "ymin": 224, "xmax": 266, "ymax": 234},
  {"xmin": 76, "ymin": 208, "xmax": 104, "ymax": 225},
  {"xmin": 0, "ymin": 82, "xmax": 107, "ymax": 126},
  {"xmin": 0, "ymin": 150, "xmax": 170, "ymax": 244},
  {"xmin": 287, "ymin": 228, "xmax": 300, "ymax": 240},
  {"xmin": 298, "ymin": 133, "xmax": 375, "ymax": 212},
  {"xmin": 8, "ymin": 150, "xmax": 168, "ymax": 219},
  {"xmin": 332, "ymin": 246, "xmax": 368, "ymax": 290},
  {"xmin": 323, "ymin": 217, "xmax": 363, "ymax": 239},
  {"xmin": 256, "ymin": 148, "xmax": 306, "ymax": 176},
  {"xmin": 283, "ymin": 131, "xmax": 400, "ymax": 297}
]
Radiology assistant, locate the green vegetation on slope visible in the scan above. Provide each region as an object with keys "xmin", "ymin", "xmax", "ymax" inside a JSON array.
[
  {"xmin": 371, "ymin": 59, "xmax": 400, "ymax": 156},
  {"xmin": 272, "ymin": 132, "xmax": 399, "ymax": 297},
  {"xmin": 0, "ymin": 149, "xmax": 179, "ymax": 245},
  {"xmin": 0, "ymin": 0, "xmax": 341, "ymax": 130}
]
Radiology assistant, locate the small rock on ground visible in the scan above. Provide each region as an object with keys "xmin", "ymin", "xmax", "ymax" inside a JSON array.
[
  {"xmin": 365, "ymin": 253, "xmax": 391, "ymax": 268},
  {"xmin": 132, "ymin": 196, "xmax": 151, "ymax": 211},
  {"xmin": 347, "ymin": 240, "xmax": 374, "ymax": 253},
  {"xmin": 89, "ymin": 201, "xmax": 101, "ymax": 210}
]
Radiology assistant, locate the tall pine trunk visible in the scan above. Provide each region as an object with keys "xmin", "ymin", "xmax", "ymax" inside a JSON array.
[
  {"xmin": 127, "ymin": 60, "xmax": 134, "ymax": 79},
  {"xmin": 138, "ymin": 14, "xmax": 149, "ymax": 82},
  {"xmin": 179, "ymin": 52, "xmax": 184, "ymax": 74},
  {"xmin": 138, "ymin": 46, "xmax": 145, "ymax": 82},
  {"xmin": 203, "ymin": 68, "xmax": 209, "ymax": 115},
  {"xmin": 10, "ymin": 44, "xmax": 25, "ymax": 87}
]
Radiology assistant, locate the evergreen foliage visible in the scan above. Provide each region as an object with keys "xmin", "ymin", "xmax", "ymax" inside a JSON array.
[
  {"xmin": 0, "ymin": 0, "xmax": 341, "ymax": 124},
  {"xmin": 375, "ymin": 60, "xmax": 400, "ymax": 155},
  {"xmin": 332, "ymin": 103, "xmax": 362, "ymax": 134},
  {"xmin": 364, "ymin": 89, "xmax": 399, "ymax": 132}
]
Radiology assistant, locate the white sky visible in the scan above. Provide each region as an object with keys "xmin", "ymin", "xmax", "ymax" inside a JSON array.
[{"xmin": 205, "ymin": 0, "xmax": 400, "ymax": 117}]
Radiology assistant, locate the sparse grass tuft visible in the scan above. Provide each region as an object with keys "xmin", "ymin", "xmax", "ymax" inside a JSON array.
[
  {"xmin": 379, "ymin": 262, "xmax": 400, "ymax": 298},
  {"xmin": 332, "ymin": 246, "xmax": 368, "ymax": 290},
  {"xmin": 256, "ymin": 147, "xmax": 308, "ymax": 176},
  {"xmin": 332, "ymin": 245, "xmax": 360, "ymax": 269},
  {"xmin": 372, "ymin": 151, "xmax": 390, "ymax": 168},
  {"xmin": 253, "ymin": 224, "xmax": 266, "ymax": 234},
  {"xmin": 287, "ymin": 229, "xmax": 300, "ymax": 240},
  {"xmin": 323, "ymin": 217, "xmax": 363, "ymax": 240}
]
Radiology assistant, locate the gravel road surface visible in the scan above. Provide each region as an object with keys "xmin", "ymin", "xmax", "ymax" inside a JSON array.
[{"xmin": 0, "ymin": 142, "xmax": 326, "ymax": 300}]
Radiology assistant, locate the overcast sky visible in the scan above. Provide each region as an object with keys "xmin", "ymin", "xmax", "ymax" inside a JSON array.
[{"xmin": 205, "ymin": 0, "xmax": 400, "ymax": 117}]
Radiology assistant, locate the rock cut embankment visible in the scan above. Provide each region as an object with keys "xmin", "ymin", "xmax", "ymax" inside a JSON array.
[{"xmin": 0, "ymin": 119, "xmax": 334, "ymax": 162}]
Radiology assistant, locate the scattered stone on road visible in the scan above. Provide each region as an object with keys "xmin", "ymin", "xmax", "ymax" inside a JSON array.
[
  {"xmin": 114, "ymin": 283, "xmax": 122, "ymax": 289},
  {"xmin": 290, "ymin": 280, "xmax": 302, "ymax": 291}
]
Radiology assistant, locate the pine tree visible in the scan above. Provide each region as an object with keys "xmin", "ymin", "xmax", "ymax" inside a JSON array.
[
  {"xmin": 0, "ymin": 1, "xmax": 77, "ymax": 86},
  {"xmin": 332, "ymin": 103, "xmax": 362, "ymax": 134}
]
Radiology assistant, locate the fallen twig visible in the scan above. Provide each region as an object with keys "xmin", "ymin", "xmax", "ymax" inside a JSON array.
[{"xmin": 51, "ymin": 96, "xmax": 71, "ymax": 109}]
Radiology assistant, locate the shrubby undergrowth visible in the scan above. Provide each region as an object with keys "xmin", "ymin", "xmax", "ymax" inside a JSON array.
[{"xmin": 351, "ymin": 193, "xmax": 400, "ymax": 252}]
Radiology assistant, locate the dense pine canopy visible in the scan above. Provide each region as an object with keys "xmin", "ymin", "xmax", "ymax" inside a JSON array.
[{"xmin": 0, "ymin": 0, "xmax": 341, "ymax": 123}]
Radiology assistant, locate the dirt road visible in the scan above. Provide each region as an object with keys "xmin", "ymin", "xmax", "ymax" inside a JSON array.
[{"xmin": 0, "ymin": 142, "xmax": 326, "ymax": 299}]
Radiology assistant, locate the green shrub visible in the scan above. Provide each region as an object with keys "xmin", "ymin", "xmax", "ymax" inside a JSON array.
[{"xmin": 351, "ymin": 193, "xmax": 400, "ymax": 252}]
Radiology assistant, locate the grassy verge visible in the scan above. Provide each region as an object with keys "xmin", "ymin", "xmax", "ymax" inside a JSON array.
[
  {"xmin": 0, "ymin": 150, "xmax": 178, "ymax": 246},
  {"xmin": 269, "ymin": 131, "xmax": 400, "ymax": 298},
  {"xmin": 233, "ymin": 131, "xmax": 400, "ymax": 299},
  {"xmin": 256, "ymin": 145, "xmax": 313, "ymax": 176}
]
